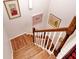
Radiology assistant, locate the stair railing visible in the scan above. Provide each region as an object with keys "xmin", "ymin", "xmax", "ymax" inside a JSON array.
[{"xmin": 33, "ymin": 16, "xmax": 76, "ymax": 56}]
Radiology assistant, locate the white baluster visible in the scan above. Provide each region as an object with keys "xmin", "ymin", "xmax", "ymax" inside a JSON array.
[
  {"xmin": 36, "ymin": 32, "xmax": 39, "ymax": 45},
  {"xmin": 39, "ymin": 32, "xmax": 41, "ymax": 45},
  {"xmin": 41, "ymin": 32, "xmax": 44, "ymax": 46},
  {"xmin": 49, "ymin": 32, "xmax": 56, "ymax": 50},
  {"xmin": 43, "ymin": 32, "xmax": 48, "ymax": 47},
  {"xmin": 46, "ymin": 32, "xmax": 52, "ymax": 49},
  {"xmin": 52, "ymin": 32, "xmax": 63, "ymax": 53},
  {"xmin": 38, "ymin": 32, "xmax": 39, "ymax": 45},
  {"xmin": 35, "ymin": 33, "xmax": 37, "ymax": 44}
]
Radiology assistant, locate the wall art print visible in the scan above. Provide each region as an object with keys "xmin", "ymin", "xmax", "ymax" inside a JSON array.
[
  {"xmin": 32, "ymin": 13, "xmax": 43, "ymax": 25},
  {"xmin": 48, "ymin": 14, "xmax": 61, "ymax": 28},
  {"xmin": 4, "ymin": 0, "xmax": 21, "ymax": 19}
]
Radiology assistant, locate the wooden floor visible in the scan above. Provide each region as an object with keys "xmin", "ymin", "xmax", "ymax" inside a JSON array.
[
  {"xmin": 11, "ymin": 34, "xmax": 33, "ymax": 51},
  {"xmin": 11, "ymin": 34, "xmax": 56, "ymax": 59}
]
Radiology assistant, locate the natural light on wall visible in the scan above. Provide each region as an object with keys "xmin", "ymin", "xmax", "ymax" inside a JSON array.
[{"xmin": 29, "ymin": 0, "xmax": 32, "ymax": 9}]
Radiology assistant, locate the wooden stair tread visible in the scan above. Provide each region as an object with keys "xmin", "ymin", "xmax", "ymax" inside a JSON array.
[
  {"xmin": 11, "ymin": 34, "xmax": 27, "ymax": 51},
  {"xmin": 14, "ymin": 43, "xmax": 35, "ymax": 55},
  {"xmin": 31, "ymin": 50, "xmax": 50, "ymax": 59},
  {"xmin": 11, "ymin": 34, "xmax": 33, "ymax": 51},
  {"xmin": 23, "ymin": 34, "xmax": 33, "ymax": 43},
  {"xmin": 14, "ymin": 44, "xmax": 43, "ymax": 59},
  {"xmin": 48, "ymin": 54, "xmax": 56, "ymax": 59}
]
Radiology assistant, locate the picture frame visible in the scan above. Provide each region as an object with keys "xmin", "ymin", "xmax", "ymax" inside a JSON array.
[
  {"xmin": 4, "ymin": 0, "xmax": 21, "ymax": 19},
  {"xmin": 48, "ymin": 14, "xmax": 61, "ymax": 28},
  {"xmin": 32, "ymin": 13, "xmax": 43, "ymax": 25}
]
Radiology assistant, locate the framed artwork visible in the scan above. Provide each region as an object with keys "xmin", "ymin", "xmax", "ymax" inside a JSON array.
[
  {"xmin": 48, "ymin": 14, "xmax": 61, "ymax": 28},
  {"xmin": 4, "ymin": 0, "xmax": 21, "ymax": 19},
  {"xmin": 32, "ymin": 13, "xmax": 43, "ymax": 25}
]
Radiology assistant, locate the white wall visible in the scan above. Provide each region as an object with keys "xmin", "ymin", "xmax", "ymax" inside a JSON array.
[
  {"xmin": 32, "ymin": 0, "xmax": 50, "ymax": 29},
  {"xmin": 4, "ymin": 0, "xmax": 50, "ymax": 39},
  {"xmin": 4, "ymin": 0, "xmax": 76, "ymax": 38},
  {"xmin": 48, "ymin": 0, "xmax": 76, "ymax": 27},
  {"xmin": 3, "ymin": 28, "xmax": 12, "ymax": 59}
]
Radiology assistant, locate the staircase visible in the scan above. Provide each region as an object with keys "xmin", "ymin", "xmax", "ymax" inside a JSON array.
[
  {"xmin": 11, "ymin": 34, "xmax": 56, "ymax": 59},
  {"xmin": 11, "ymin": 16, "xmax": 76, "ymax": 59}
]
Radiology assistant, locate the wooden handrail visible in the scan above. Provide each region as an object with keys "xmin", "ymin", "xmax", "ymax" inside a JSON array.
[
  {"xmin": 33, "ymin": 16, "xmax": 76, "ymax": 34},
  {"xmin": 67, "ymin": 16, "xmax": 76, "ymax": 35},
  {"xmin": 33, "ymin": 27, "xmax": 68, "ymax": 32}
]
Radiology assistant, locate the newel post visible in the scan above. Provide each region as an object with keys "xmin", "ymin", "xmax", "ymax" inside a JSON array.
[{"xmin": 33, "ymin": 27, "xmax": 35, "ymax": 43}]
